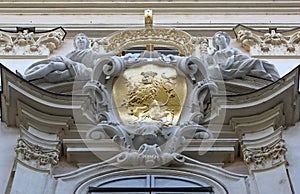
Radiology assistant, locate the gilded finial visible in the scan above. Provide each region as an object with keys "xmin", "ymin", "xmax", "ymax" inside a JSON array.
[
  {"xmin": 144, "ymin": 9, "xmax": 153, "ymax": 28},
  {"xmin": 144, "ymin": 9, "xmax": 154, "ymax": 51}
]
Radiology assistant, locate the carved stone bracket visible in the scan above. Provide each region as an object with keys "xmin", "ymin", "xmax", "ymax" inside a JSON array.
[
  {"xmin": 240, "ymin": 127, "xmax": 288, "ymax": 172},
  {"xmin": 234, "ymin": 24, "xmax": 300, "ymax": 57},
  {"xmin": 15, "ymin": 138, "xmax": 60, "ymax": 167},
  {"xmin": 242, "ymin": 139, "xmax": 287, "ymax": 171},
  {"xmin": 14, "ymin": 126, "xmax": 61, "ymax": 171},
  {"xmin": 230, "ymin": 103, "xmax": 289, "ymax": 171},
  {"xmin": 0, "ymin": 27, "xmax": 66, "ymax": 58}
]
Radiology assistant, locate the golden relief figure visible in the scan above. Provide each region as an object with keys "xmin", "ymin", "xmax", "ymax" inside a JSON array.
[{"xmin": 113, "ymin": 64, "xmax": 186, "ymax": 127}]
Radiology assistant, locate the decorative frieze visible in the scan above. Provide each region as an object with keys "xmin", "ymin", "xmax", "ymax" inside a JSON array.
[
  {"xmin": 0, "ymin": 27, "xmax": 66, "ymax": 58},
  {"xmin": 234, "ymin": 24, "xmax": 300, "ymax": 57}
]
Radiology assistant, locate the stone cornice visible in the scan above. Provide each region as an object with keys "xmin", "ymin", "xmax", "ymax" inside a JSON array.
[
  {"xmin": 1, "ymin": 23, "xmax": 300, "ymax": 38},
  {"xmin": 0, "ymin": 1, "xmax": 300, "ymax": 15}
]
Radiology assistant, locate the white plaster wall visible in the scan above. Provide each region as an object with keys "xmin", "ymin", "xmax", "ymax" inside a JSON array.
[
  {"xmin": 10, "ymin": 163, "xmax": 50, "ymax": 194},
  {"xmin": 283, "ymin": 122, "xmax": 300, "ymax": 194},
  {"xmin": 253, "ymin": 164, "xmax": 293, "ymax": 194},
  {"xmin": 0, "ymin": 124, "xmax": 19, "ymax": 194},
  {"xmin": 1, "ymin": 14, "xmax": 300, "ymax": 25}
]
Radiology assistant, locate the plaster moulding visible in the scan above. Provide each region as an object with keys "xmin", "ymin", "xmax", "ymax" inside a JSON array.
[
  {"xmin": 0, "ymin": 27, "xmax": 66, "ymax": 58},
  {"xmin": 0, "ymin": 1, "xmax": 300, "ymax": 15},
  {"xmin": 234, "ymin": 24, "xmax": 300, "ymax": 58}
]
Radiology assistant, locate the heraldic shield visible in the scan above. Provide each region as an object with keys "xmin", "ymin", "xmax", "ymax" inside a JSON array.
[
  {"xmin": 113, "ymin": 64, "xmax": 187, "ymax": 127},
  {"xmin": 83, "ymin": 52, "xmax": 217, "ymax": 167}
]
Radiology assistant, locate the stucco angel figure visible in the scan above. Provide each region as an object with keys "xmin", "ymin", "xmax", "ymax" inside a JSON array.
[
  {"xmin": 21, "ymin": 33, "xmax": 118, "ymax": 82},
  {"xmin": 206, "ymin": 31, "xmax": 280, "ymax": 81}
]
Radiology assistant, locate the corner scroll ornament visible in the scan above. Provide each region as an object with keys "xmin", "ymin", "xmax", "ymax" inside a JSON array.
[
  {"xmin": 15, "ymin": 138, "xmax": 60, "ymax": 169},
  {"xmin": 82, "ymin": 52, "xmax": 216, "ymax": 167},
  {"xmin": 242, "ymin": 139, "xmax": 287, "ymax": 170},
  {"xmin": 234, "ymin": 24, "xmax": 300, "ymax": 57},
  {"xmin": 0, "ymin": 27, "xmax": 66, "ymax": 58}
]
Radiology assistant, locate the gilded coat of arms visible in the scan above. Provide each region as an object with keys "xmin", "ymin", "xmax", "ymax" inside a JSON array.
[
  {"xmin": 83, "ymin": 52, "xmax": 217, "ymax": 167},
  {"xmin": 113, "ymin": 64, "xmax": 186, "ymax": 127}
]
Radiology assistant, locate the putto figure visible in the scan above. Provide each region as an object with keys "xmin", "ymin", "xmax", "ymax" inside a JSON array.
[
  {"xmin": 21, "ymin": 33, "xmax": 117, "ymax": 82},
  {"xmin": 206, "ymin": 31, "xmax": 280, "ymax": 81}
]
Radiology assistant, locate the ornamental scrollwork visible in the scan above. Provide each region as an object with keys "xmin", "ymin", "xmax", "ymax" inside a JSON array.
[{"xmin": 82, "ymin": 52, "xmax": 215, "ymax": 167}]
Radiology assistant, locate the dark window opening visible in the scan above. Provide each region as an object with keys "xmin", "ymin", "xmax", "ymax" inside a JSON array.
[
  {"xmin": 122, "ymin": 46, "xmax": 179, "ymax": 56},
  {"xmin": 87, "ymin": 175, "xmax": 214, "ymax": 194}
]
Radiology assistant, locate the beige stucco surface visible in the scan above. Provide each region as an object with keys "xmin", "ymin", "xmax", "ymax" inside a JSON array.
[{"xmin": 0, "ymin": 124, "xmax": 19, "ymax": 194}]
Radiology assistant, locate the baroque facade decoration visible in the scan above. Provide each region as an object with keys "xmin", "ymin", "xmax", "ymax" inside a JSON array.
[
  {"xmin": 234, "ymin": 24, "xmax": 300, "ymax": 57},
  {"xmin": 242, "ymin": 139, "xmax": 287, "ymax": 170},
  {"xmin": 14, "ymin": 126, "xmax": 61, "ymax": 171},
  {"xmin": 1, "ymin": 8, "xmax": 300, "ymax": 194},
  {"xmin": 90, "ymin": 28, "xmax": 209, "ymax": 56},
  {"xmin": 0, "ymin": 27, "xmax": 66, "ymax": 58}
]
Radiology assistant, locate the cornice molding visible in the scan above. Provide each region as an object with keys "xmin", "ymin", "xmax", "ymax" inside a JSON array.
[
  {"xmin": 1, "ymin": 24, "xmax": 300, "ymax": 38},
  {"xmin": 1, "ymin": 1, "xmax": 300, "ymax": 15}
]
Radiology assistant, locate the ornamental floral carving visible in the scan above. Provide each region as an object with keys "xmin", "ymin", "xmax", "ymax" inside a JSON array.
[
  {"xmin": 234, "ymin": 24, "xmax": 300, "ymax": 56},
  {"xmin": 15, "ymin": 138, "xmax": 60, "ymax": 167},
  {"xmin": 242, "ymin": 139, "xmax": 287, "ymax": 170},
  {"xmin": 90, "ymin": 28, "xmax": 201, "ymax": 56},
  {"xmin": 0, "ymin": 27, "xmax": 65, "ymax": 57}
]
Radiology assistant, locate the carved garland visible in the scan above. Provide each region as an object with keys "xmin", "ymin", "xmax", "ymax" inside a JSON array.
[
  {"xmin": 242, "ymin": 139, "xmax": 287, "ymax": 170},
  {"xmin": 15, "ymin": 138, "xmax": 60, "ymax": 166}
]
